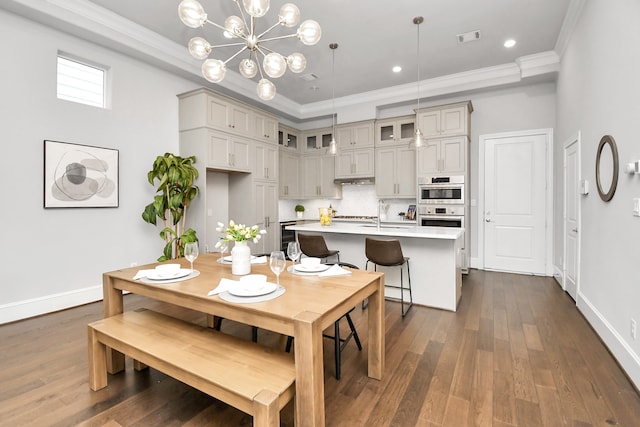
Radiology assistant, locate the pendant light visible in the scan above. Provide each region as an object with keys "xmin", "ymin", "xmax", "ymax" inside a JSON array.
[
  {"xmin": 328, "ymin": 43, "xmax": 338, "ymax": 155},
  {"xmin": 413, "ymin": 16, "xmax": 424, "ymax": 148}
]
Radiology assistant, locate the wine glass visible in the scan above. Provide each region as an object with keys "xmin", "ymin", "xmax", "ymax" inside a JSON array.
[
  {"xmin": 218, "ymin": 241, "xmax": 229, "ymax": 262},
  {"xmin": 287, "ymin": 241, "xmax": 301, "ymax": 268},
  {"xmin": 184, "ymin": 242, "xmax": 199, "ymax": 273},
  {"xmin": 269, "ymin": 251, "xmax": 286, "ymax": 285}
]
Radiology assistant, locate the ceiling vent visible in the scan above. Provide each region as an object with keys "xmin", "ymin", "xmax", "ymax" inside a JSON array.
[
  {"xmin": 457, "ymin": 30, "xmax": 481, "ymax": 44},
  {"xmin": 300, "ymin": 73, "xmax": 318, "ymax": 81}
]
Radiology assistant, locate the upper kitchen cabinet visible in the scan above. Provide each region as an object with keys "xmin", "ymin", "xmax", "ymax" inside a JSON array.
[
  {"xmin": 254, "ymin": 112, "xmax": 278, "ymax": 143},
  {"xmin": 302, "ymin": 154, "xmax": 342, "ymax": 199},
  {"xmin": 278, "ymin": 125, "xmax": 299, "ymax": 151},
  {"xmin": 303, "ymin": 127, "xmax": 333, "ymax": 152},
  {"xmin": 417, "ymin": 136, "xmax": 467, "ymax": 176},
  {"xmin": 375, "ymin": 146, "xmax": 416, "ymax": 198},
  {"xmin": 254, "ymin": 142, "xmax": 278, "ymax": 182},
  {"xmin": 335, "ymin": 149, "xmax": 375, "ymax": 179},
  {"xmin": 336, "ymin": 120, "xmax": 374, "ymax": 149},
  {"xmin": 417, "ymin": 101, "xmax": 473, "ymax": 139},
  {"xmin": 279, "ymin": 150, "xmax": 300, "ymax": 199},
  {"xmin": 181, "ymin": 128, "xmax": 251, "ymax": 173},
  {"xmin": 179, "ymin": 88, "xmax": 252, "ymax": 137},
  {"xmin": 375, "ymin": 115, "xmax": 415, "ymax": 146}
]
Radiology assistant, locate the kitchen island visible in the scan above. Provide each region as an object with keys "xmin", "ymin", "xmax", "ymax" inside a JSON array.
[{"xmin": 286, "ymin": 222, "xmax": 464, "ymax": 311}]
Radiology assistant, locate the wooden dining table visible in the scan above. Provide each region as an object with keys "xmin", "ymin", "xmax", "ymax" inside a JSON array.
[{"xmin": 100, "ymin": 253, "xmax": 385, "ymax": 426}]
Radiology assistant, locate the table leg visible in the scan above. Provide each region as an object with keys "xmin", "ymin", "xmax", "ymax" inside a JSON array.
[
  {"xmin": 293, "ymin": 311, "xmax": 324, "ymax": 427},
  {"xmin": 102, "ymin": 273, "xmax": 125, "ymax": 374},
  {"xmin": 368, "ymin": 275, "xmax": 385, "ymax": 380}
]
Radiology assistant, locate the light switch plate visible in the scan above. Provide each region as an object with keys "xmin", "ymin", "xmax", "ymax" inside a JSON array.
[
  {"xmin": 580, "ymin": 179, "xmax": 589, "ymax": 195},
  {"xmin": 634, "ymin": 198, "xmax": 640, "ymax": 217}
]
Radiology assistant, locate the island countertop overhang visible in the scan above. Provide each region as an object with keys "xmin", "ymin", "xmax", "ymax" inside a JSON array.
[{"xmin": 286, "ymin": 222, "xmax": 464, "ymax": 240}]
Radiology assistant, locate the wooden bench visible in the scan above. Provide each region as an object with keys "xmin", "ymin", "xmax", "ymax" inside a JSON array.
[{"xmin": 88, "ymin": 308, "xmax": 296, "ymax": 427}]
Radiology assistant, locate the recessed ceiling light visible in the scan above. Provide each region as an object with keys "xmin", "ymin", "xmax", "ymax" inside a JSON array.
[
  {"xmin": 392, "ymin": 66, "xmax": 402, "ymax": 73},
  {"xmin": 504, "ymin": 39, "xmax": 517, "ymax": 48}
]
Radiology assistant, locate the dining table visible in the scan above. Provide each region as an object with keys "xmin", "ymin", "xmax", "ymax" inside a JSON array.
[{"xmin": 100, "ymin": 252, "xmax": 385, "ymax": 427}]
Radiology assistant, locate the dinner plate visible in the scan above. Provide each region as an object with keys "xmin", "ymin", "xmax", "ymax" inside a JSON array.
[
  {"xmin": 293, "ymin": 263, "xmax": 330, "ymax": 273},
  {"xmin": 228, "ymin": 282, "xmax": 277, "ymax": 297},
  {"xmin": 146, "ymin": 268, "xmax": 191, "ymax": 281}
]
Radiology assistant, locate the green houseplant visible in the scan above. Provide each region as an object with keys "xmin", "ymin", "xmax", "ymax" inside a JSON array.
[
  {"xmin": 294, "ymin": 204, "xmax": 305, "ymax": 219},
  {"xmin": 142, "ymin": 153, "xmax": 199, "ymax": 261}
]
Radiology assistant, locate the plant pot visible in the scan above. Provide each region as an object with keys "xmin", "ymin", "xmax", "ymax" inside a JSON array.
[
  {"xmin": 296, "ymin": 211, "xmax": 304, "ymax": 219},
  {"xmin": 231, "ymin": 241, "xmax": 251, "ymax": 275}
]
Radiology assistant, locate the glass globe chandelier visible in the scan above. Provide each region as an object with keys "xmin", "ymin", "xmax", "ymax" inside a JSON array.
[{"xmin": 178, "ymin": 0, "xmax": 322, "ymax": 101}]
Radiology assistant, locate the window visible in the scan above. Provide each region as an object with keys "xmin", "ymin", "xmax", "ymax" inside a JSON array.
[{"xmin": 57, "ymin": 55, "xmax": 106, "ymax": 108}]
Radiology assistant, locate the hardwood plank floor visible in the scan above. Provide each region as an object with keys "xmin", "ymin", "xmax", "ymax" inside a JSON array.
[{"xmin": 1, "ymin": 270, "xmax": 639, "ymax": 426}]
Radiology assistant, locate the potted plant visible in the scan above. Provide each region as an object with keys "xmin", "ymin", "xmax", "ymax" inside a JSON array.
[
  {"xmin": 294, "ymin": 204, "xmax": 305, "ymax": 219},
  {"xmin": 142, "ymin": 153, "xmax": 199, "ymax": 261}
]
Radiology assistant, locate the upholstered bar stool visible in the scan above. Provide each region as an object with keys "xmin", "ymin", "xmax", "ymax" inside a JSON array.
[
  {"xmin": 298, "ymin": 233, "xmax": 340, "ymax": 263},
  {"xmin": 365, "ymin": 237, "xmax": 413, "ymax": 317}
]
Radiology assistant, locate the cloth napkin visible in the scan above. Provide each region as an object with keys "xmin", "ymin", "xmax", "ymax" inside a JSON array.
[
  {"xmin": 207, "ymin": 278, "xmax": 239, "ymax": 296},
  {"xmin": 133, "ymin": 269, "xmax": 154, "ymax": 280},
  {"xmin": 251, "ymin": 256, "xmax": 267, "ymax": 264},
  {"xmin": 318, "ymin": 264, "xmax": 352, "ymax": 277}
]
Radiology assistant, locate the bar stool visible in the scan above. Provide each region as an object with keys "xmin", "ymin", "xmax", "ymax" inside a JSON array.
[
  {"xmin": 285, "ymin": 262, "xmax": 362, "ymax": 380},
  {"xmin": 365, "ymin": 237, "xmax": 413, "ymax": 317},
  {"xmin": 298, "ymin": 234, "xmax": 340, "ymax": 263}
]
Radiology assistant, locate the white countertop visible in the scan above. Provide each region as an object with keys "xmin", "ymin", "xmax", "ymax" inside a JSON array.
[{"xmin": 286, "ymin": 222, "xmax": 463, "ymax": 240}]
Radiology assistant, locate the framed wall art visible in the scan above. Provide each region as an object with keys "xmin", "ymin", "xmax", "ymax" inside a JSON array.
[{"xmin": 44, "ymin": 140, "xmax": 119, "ymax": 208}]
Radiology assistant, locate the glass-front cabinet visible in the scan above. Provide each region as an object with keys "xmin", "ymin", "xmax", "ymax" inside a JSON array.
[
  {"xmin": 303, "ymin": 127, "xmax": 333, "ymax": 152},
  {"xmin": 375, "ymin": 116, "xmax": 415, "ymax": 146},
  {"xmin": 278, "ymin": 125, "xmax": 299, "ymax": 150}
]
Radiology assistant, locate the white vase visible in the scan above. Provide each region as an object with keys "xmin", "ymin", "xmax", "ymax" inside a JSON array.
[{"xmin": 231, "ymin": 241, "xmax": 251, "ymax": 275}]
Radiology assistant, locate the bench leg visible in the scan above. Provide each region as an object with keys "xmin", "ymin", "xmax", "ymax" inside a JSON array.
[
  {"xmin": 87, "ymin": 326, "xmax": 107, "ymax": 391},
  {"xmin": 253, "ymin": 389, "xmax": 280, "ymax": 427}
]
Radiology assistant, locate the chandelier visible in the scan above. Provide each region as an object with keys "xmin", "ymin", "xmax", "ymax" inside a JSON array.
[{"xmin": 178, "ymin": 0, "xmax": 322, "ymax": 101}]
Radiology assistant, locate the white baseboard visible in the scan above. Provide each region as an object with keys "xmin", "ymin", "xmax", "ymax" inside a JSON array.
[
  {"xmin": 470, "ymin": 257, "xmax": 480, "ymax": 269},
  {"xmin": 0, "ymin": 285, "xmax": 103, "ymax": 324},
  {"xmin": 577, "ymin": 292, "xmax": 640, "ymax": 390},
  {"xmin": 553, "ymin": 264, "xmax": 564, "ymax": 288}
]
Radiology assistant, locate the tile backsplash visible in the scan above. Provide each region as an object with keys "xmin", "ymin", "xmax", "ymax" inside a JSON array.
[{"xmin": 279, "ymin": 185, "xmax": 416, "ymax": 222}]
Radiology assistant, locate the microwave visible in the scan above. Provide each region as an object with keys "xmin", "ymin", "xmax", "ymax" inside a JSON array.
[{"xmin": 418, "ymin": 176, "xmax": 464, "ymax": 204}]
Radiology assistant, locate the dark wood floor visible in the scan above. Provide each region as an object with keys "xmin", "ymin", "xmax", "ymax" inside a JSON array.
[{"xmin": 2, "ymin": 269, "xmax": 640, "ymax": 426}]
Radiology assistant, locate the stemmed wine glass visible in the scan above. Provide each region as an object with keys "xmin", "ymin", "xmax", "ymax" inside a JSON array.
[
  {"xmin": 184, "ymin": 242, "xmax": 199, "ymax": 273},
  {"xmin": 217, "ymin": 241, "xmax": 229, "ymax": 263},
  {"xmin": 269, "ymin": 251, "xmax": 286, "ymax": 285},
  {"xmin": 287, "ymin": 242, "xmax": 301, "ymax": 269}
]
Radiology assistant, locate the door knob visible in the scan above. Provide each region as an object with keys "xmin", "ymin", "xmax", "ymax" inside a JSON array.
[
  {"xmin": 572, "ymin": 228, "xmax": 578, "ymax": 233},
  {"xmin": 485, "ymin": 218, "xmax": 491, "ymax": 222}
]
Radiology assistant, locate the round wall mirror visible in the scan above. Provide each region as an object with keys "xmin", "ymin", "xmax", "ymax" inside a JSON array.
[{"xmin": 595, "ymin": 135, "xmax": 619, "ymax": 202}]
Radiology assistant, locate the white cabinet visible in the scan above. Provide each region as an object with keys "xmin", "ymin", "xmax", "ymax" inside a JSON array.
[
  {"xmin": 417, "ymin": 102, "xmax": 471, "ymax": 139},
  {"xmin": 279, "ymin": 150, "xmax": 300, "ymax": 198},
  {"xmin": 302, "ymin": 155, "xmax": 342, "ymax": 199},
  {"xmin": 254, "ymin": 181, "xmax": 278, "ymax": 253},
  {"xmin": 205, "ymin": 95, "xmax": 252, "ymax": 136},
  {"xmin": 375, "ymin": 146, "xmax": 416, "ymax": 198},
  {"xmin": 336, "ymin": 121, "xmax": 374, "ymax": 149},
  {"xmin": 254, "ymin": 142, "xmax": 278, "ymax": 181},
  {"xmin": 303, "ymin": 128, "xmax": 333, "ymax": 152},
  {"xmin": 417, "ymin": 136, "xmax": 467, "ymax": 175},
  {"xmin": 254, "ymin": 112, "xmax": 278, "ymax": 142},
  {"xmin": 278, "ymin": 126, "xmax": 299, "ymax": 150},
  {"xmin": 335, "ymin": 149, "xmax": 375, "ymax": 179},
  {"xmin": 207, "ymin": 132, "xmax": 251, "ymax": 172},
  {"xmin": 375, "ymin": 116, "xmax": 415, "ymax": 145}
]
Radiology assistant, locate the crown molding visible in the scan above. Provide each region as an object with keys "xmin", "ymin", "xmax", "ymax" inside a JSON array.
[
  {"xmin": 554, "ymin": 0, "xmax": 587, "ymax": 58},
  {"xmin": 2, "ymin": 0, "xmax": 561, "ymax": 122}
]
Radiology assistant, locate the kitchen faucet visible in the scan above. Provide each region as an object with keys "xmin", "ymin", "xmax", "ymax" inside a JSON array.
[{"xmin": 377, "ymin": 199, "xmax": 384, "ymax": 230}]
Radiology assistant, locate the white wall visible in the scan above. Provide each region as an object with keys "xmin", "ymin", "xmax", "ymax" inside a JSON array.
[
  {"xmin": 0, "ymin": 10, "xmax": 199, "ymax": 323},
  {"xmin": 555, "ymin": 0, "xmax": 640, "ymax": 388}
]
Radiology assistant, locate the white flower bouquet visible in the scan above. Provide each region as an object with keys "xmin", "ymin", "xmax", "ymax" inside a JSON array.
[{"xmin": 215, "ymin": 220, "xmax": 266, "ymax": 246}]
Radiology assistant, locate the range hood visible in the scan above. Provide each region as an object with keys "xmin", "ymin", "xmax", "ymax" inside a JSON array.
[{"xmin": 334, "ymin": 177, "xmax": 375, "ymax": 185}]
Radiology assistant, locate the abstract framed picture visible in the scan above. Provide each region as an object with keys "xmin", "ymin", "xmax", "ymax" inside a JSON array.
[{"xmin": 44, "ymin": 140, "xmax": 119, "ymax": 208}]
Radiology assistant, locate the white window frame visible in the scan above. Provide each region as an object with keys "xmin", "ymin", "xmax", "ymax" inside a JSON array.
[{"xmin": 57, "ymin": 53, "xmax": 108, "ymax": 108}]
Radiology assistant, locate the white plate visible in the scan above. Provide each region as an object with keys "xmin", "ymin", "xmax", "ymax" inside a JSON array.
[
  {"xmin": 146, "ymin": 268, "xmax": 191, "ymax": 281},
  {"xmin": 228, "ymin": 282, "xmax": 277, "ymax": 297},
  {"xmin": 293, "ymin": 263, "xmax": 330, "ymax": 273}
]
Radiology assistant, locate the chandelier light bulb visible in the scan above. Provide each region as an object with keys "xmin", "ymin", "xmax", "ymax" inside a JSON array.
[
  {"xmin": 279, "ymin": 3, "xmax": 300, "ymax": 27},
  {"xmin": 201, "ymin": 59, "xmax": 226, "ymax": 83},
  {"xmin": 239, "ymin": 58, "xmax": 258, "ymax": 78},
  {"xmin": 257, "ymin": 78, "xmax": 276, "ymax": 100},
  {"xmin": 328, "ymin": 137, "xmax": 338, "ymax": 155},
  {"xmin": 223, "ymin": 16, "xmax": 245, "ymax": 38},
  {"xmin": 287, "ymin": 52, "xmax": 306, "ymax": 73},
  {"xmin": 178, "ymin": 0, "xmax": 207, "ymax": 28},
  {"xmin": 243, "ymin": 0, "xmax": 270, "ymax": 18},
  {"xmin": 263, "ymin": 52, "xmax": 287, "ymax": 78},
  {"xmin": 297, "ymin": 20, "xmax": 322, "ymax": 45},
  {"xmin": 188, "ymin": 37, "xmax": 211, "ymax": 60}
]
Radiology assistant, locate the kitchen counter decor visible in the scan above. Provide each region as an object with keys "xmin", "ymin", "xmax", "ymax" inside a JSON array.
[{"xmin": 215, "ymin": 221, "xmax": 266, "ymax": 275}]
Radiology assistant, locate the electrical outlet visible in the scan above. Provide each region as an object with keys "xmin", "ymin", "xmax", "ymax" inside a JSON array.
[{"xmin": 631, "ymin": 319, "xmax": 637, "ymax": 340}]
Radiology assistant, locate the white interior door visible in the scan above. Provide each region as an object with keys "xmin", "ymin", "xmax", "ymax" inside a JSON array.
[
  {"xmin": 563, "ymin": 136, "xmax": 580, "ymax": 300},
  {"xmin": 484, "ymin": 133, "xmax": 548, "ymax": 274}
]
